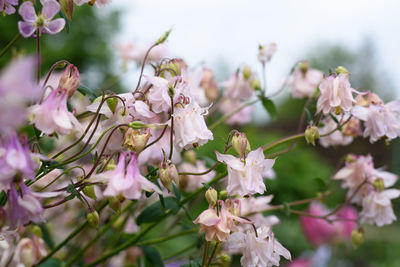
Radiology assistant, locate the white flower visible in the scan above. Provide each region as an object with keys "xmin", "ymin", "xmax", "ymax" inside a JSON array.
[
  {"xmin": 173, "ymin": 100, "xmax": 213, "ymax": 151},
  {"xmin": 216, "ymin": 148, "xmax": 275, "ymax": 196},
  {"xmin": 318, "ymin": 115, "xmax": 354, "ymax": 147},
  {"xmin": 258, "ymin": 43, "xmax": 278, "ymax": 64},
  {"xmin": 360, "ymin": 189, "xmax": 400, "ymax": 226},
  {"xmin": 352, "ymin": 100, "xmax": 400, "ymax": 143},
  {"xmin": 227, "ymin": 226, "xmax": 291, "ymax": 267},
  {"xmin": 317, "ymin": 74, "xmax": 354, "ymax": 115}
]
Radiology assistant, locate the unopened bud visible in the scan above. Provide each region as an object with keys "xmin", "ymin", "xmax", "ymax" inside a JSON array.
[
  {"xmin": 124, "ymin": 128, "xmax": 151, "ymax": 153},
  {"xmin": 159, "ymin": 161, "xmax": 179, "ymax": 192},
  {"xmin": 128, "ymin": 121, "xmax": 148, "ymax": 129},
  {"xmin": 184, "ymin": 150, "xmax": 197, "ymax": 164},
  {"xmin": 217, "ymin": 252, "xmax": 231, "ymax": 265},
  {"xmin": 250, "ymin": 78, "xmax": 261, "ymax": 91},
  {"xmin": 205, "ymin": 188, "xmax": 218, "ymax": 206},
  {"xmin": 87, "ymin": 210, "xmax": 99, "ymax": 229},
  {"xmin": 31, "ymin": 225, "xmax": 43, "ymax": 238},
  {"xmin": 108, "ymin": 196, "xmax": 121, "ymax": 212},
  {"xmin": 59, "ymin": 64, "xmax": 80, "ymax": 98},
  {"xmin": 82, "ymin": 184, "xmax": 97, "ymax": 200},
  {"xmin": 106, "ymin": 97, "xmax": 118, "ymax": 113},
  {"xmin": 345, "ymin": 154, "xmax": 357, "ymax": 163},
  {"xmin": 59, "ymin": 0, "xmax": 74, "ymax": 21},
  {"xmin": 156, "ymin": 29, "xmax": 172, "ymax": 45},
  {"xmin": 219, "ymin": 190, "xmax": 228, "ymax": 200},
  {"xmin": 351, "ymin": 228, "xmax": 365, "ymax": 248},
  {"xmin": 305, "ymin": 126, "xmax": 320, "ymax": 146},
  {"xmin": 242, "ymin": 65, "xmax": 252, "ymax": 80},
  {"xmin": 336, "ymin": 66, "xmax": 350, "ymax": 75},
  {"xmin": 168, "ymin": 85, "xmax": 175, "ymax": 98},
  {"xmin": 298, "ymin": 61, "xmax": 309, "ymax": 75},
  {"xmin": 161, "ymin": 58, "xmax": 187, "ymax": 77},
  {"xmin": 231, "ymin": 132, "xmax": 251, "ymax": 158},
  {"xmin": 373, "ymin": 178, "xmax": 385, "ymax": 192}
]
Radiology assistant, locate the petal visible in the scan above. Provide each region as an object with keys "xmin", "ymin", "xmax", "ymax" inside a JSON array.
[
  {"xmin": 18, "ymin": 1, "xmax": 36, "ymax": 21},
  {"xmin": 215, "ymin": 151, "xmax": 244, "ymax": 170},
  {"xmin": 44, "ymin": 18, "xmax": 65, "ymax": 35},
  {"xmin": 41, "ymin": 0, "xmax": 60, "ymax": 19},
  {"xmin": 18, "ymin": 21, "xmax": 36, "ymax": 38}
]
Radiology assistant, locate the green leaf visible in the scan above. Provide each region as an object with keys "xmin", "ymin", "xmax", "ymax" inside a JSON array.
[
  {"xmin": 172, "ymin": 183, "xmax": 181, "ymax": 201},
  {"xmin": 329, "ymin": 113, "xmax": 339, "ymax": 124},
  {"xmin": 314, "ymin": 177, "xmax": 326, "ymax": 191},
  {"xmin": 261, "ymin": 97, "xmax": 277, "ymax": 118},
  {"xmin": 66, "ymin": 183, "xmax": 83, "ymax": 203},
  {"xmin": 136, "ymin": 197, "xmax": 180, "ymax": 224},
  {"xmin": 0, "ymin": 190, "xmax": 7, "ymax": 206},
  {"xmin": 305, "ymin": 108, "xmax": 313, "ymax": 122},
  {"xmin": 141, "ymin": 245, "xmax": 164, "ymax": 267},
  {"xmin": 58, "ymin": 11, "xmax": 70, "ymax": 33},
  {"xmin": 37, "ymin": 258, "xmax": 62, "ymax": 267},
  {"xmin": 39, "ymin": 224, "xmax": 55, "ymax": 249},
  {"xmin": 77, "ymin": 84, "xmax": 97, "ymax": 100}
]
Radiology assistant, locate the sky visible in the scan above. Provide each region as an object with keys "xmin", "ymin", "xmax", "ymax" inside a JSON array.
[{"xmin": 105, "ymin": 0, "xmax": 400, "ymax": 97}]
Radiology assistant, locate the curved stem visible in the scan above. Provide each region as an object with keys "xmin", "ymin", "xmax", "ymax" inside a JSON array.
[
  {"xmin": 133, "ymin": 44, "xmax": 157, "ymax": 93},
  {"xmin": 37, "ymin": 166, "xmax": 85, "ymax": 192},
  {"xmin": 143, "ymin": 125, "xmax": 168, "ymax": 151},
  {"xmin": 0, "ymin": 33, "xmax": 21, "ymax": 59},
  {"xmin": 179, "ymin": 162, "xmax": 219, "ymax": 176},
  {"xmin": 263, "ymin": 133, "xmax": 305, "ymax": 152}
]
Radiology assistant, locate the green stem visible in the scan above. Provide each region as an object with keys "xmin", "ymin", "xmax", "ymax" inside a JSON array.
[
  {"xmin": 36, "ymin": 31, "xmax": 41, "ymax": 84},
  {"xmin": 139, "ymin": 228, "xmax": 197, "ymax": 245},
  {"xmin": 201, "ymin": 241, "xmax": 210, "ymax": 267},
  {"xmin": 209, "ymin": 99, "xmax": 259, "ymax": 130},
  {"xmin": 0, "ymin": 33, "xmax": 21, "ymax": 59},
  {"xmin": 263, "ymin": 133, "xmax": 305, "ymax": 152},
  {"xmin": 206, "ymin": 242, "xmax": 220, "ymax": 267},
  {"xmin": 162, "ymin": 243, "xmax": 197, "ymax": 260},
  {"xmin": 36, "ymin": 201, "xmax": 108, "ymax": 265}
]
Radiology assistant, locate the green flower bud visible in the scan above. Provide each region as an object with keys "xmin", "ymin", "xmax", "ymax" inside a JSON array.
[
  {"xmin": 83, "ymin": 185, "xmax": 97, "ymax": 200},
  {"xmin": 128, "ymin": 121, "xmax": 148, "ymax": 129},
  {"xmin": 159, "ymin": 161, "xmax": 179, "ymax": 192},
  {"xmin": 351, "ymin": 228, "xmax": 365, "ymax": 248},
  {"xmin": 242, "ymin": 65, "xmax": 252, "ymax": 80},
  {"xmin": 87, "ymin": 210, "xmax": 99, "ymax": 229},
  {"xmin": 31, "ymin": 225, "xmax": 43, "ymax": 238},
  {"xmin": 108, "ymin": 196, "xmax": 121, "ymax": 212},
  {"xmin": 205, "ymin": 188, "xmax": 218, "ymax": 206},
  {"xmin": 336, "ymin": 66, "xmax": 350, "ymax": 75},
  {"xmin": 219, "ymin": 190, "xmax": 228, "ymax": 200},
  {"xmin": 373, "ymin": 178, "xmax": 385, "ymax": 192},
  {"xmin": 305, "ymin": 126, "xmax": 320, "ymax": 146},
  {"xmin": 231, "ymin": 132, "xmax": 251, "ymax": 158},
  {"xmin": 106, "ymin": 97, "xmax": 118, "ymax": 113},
  {"xmin": 156, "ymin": 29, "xmax": 172, "ymax": 45}
]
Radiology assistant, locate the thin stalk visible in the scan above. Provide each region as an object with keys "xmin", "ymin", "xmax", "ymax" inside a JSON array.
[
  {"xmin": 179, "ymin": 162, "xmax": 220, "ymax": 176},
  {"xmin": 206, "ymin": 242, "xmax": 220, "ymax": 267},
  {"xmin": 133, "ymin": 44, "xmax": 157, "ymax": 93},
  {"xmin": 263, "ymin": 133, "xmax": 305, "ymax": 152},
  {"xmin": 0, "ymin": 33, "xmax": 21, "ymax": 59},
  {"xmin": 36, "ymin": 31, "xmax": 41, "ymax": 84},
  {"xmin": 169, "ymin": 95, "xmax": 174, "ymax": 161},
  {"xmin": 201, "ymin": 241, "xmax": 210, "ymax": 267}
]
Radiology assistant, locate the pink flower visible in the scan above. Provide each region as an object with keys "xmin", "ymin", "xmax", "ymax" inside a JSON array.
[
  {"xmin": 30, "ymin": 87, "xmax": 81, "ymax": 135},
  {"xmin": 258, "ymin": 43, "xmax": 278, "ymax": 64},
  {"xmin": 219, "ymin": 98, "xmax": 253, "ymax": 125},
  {"xmin": 0, "ymin": 56, "xmax": 39, "ymax": 135},
  {"xmin": 220, "ymin": 72, "xmax": 254, "ymax": 101},
  {"xmin": 289, "ymin": 67, "xmax": 323, "ymax": 98},
  {"xmin": 193, "ymin": 200, "xmax": 249, "ymax": 242},
  {"xmin": 227, "ymin": 226, "xmax": 291, "ymax": 267},
  {"xmin": 360, "ymin": 189, "xmax": 400, "ymax": 226},
  {"xmin": 216, "ymin": 148, "xmax": 275, "ymax": 196},
  {"xmin": 0, "ymin": 0, "xmax": 18, "ymax": 15},
  {"xmin": 317, "ymin": 74, "xmax": 354, "ymax": 115},
  {"xmin": 18, "ymin": 0, "xmax": 65, "ymax": 38},
  {"xmin": 14, "ymin": 236, "xmax": 47, "ymax": 266},
  {"xmin": 352, "ymin": 100, "xmax": 400, "ymax": 143},
  {"xmin": 318, "ymin": 115, "xmax": 354, "ymax": 147},
  {"xmin": 97, "ymin": 153, "xmax": 161, "ymax": 199},
  {"xmin": 173, "ymin": 99, "xmax": 213, "ymax": 151}
]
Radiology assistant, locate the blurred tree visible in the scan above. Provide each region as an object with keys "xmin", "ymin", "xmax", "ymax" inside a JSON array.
[{"xmin": 0, "ymin": 4, "xmax": 120, "ymax": 90}]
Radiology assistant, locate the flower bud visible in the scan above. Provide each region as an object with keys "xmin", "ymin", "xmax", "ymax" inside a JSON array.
[
  {"xmin": 205, "ymin": 188, "xmax": 218, "ymax": 206},
  {"xmin": 305, "ymin": 126, "xmax": 320, "ymax": 146},
  {"xmin": 336, "ymin": 66, "xmax": 350, "ymax": 75},
  {"xmin": 219, "ymin": 190, "xmax": 228, "ymax": 200},
  {"xmin": 31, "ymin": 225, "xmax": 43, "ymax": 238},
  {"xmin": 156, "ymin": 29, "xmax": 172, "ymax": 45},
  {"xmin": 159, "ymin": 161, "xmax": 179, "ymax": 192},
  {"xmin": 82, "ymin": 184, "xmax": 97, "ymax": 200},
  {"xmin": 59, "ymin": 64, "xmax": 80, "ymax": 98},
  {"xmin": 242, "ymin": 65, "xmax": 252, "ymax": 80},
  {"xmin": 298, "ymin": 61, "xmax": 309, "ymax": 75},
  {"xmin": 184, "ymin": 150, "xmax": 197, "ymax": 164},
  {"xmin": 87, "ymin": 210, "xmax": 99, "ymax": 229},
  {"xmin": 124, "ymin": 128, "xmax": 151, "ymax": 153},
  {"xmin": 373, "ymin": 178, "xmax": 385, "ymax": 192},
  {"xmin": 128, "ymin": 121, "xmax": 148, "ymax": 129},
  {"xmin": 108, "ymin": 196, "xmax": 121, "ymax": 212},
  {"xmin": 161, "ymin": 58, "xmax": 187, "ymax": 77},
  {"xmin": 351, "ymin": 228, "xmax": 365, "ymax": 248},
  {"xmin": 231, "ymin": 132, "xmax": 251, "ymax": 158},
  {"xmin": 345, "ymin": 154, "xmax": 357, "ymax": 163},
  {"xmin": 250, "ymin": 78, "xmax": 261, "ymax": 91},
  {"xmin": 106, "ymin": 97, "xmax": 118, "ymax": 113}
]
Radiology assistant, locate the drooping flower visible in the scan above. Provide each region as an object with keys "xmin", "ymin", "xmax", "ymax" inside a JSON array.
[
  {"xmin": 173, "ymin": 99, "xmax": 213, "ymax": 151},
  {"xmin": 30, "ymin": 87, "xmax": 81, "ymax": 135},
  {"xmin": 0, "ymin": 134, "xmax": 37, "ymax": 187},
  {"xmin": 96, "ymin": 153, "xmax": 161, "ymax": 199},
  {"xmin": 14, "ymin": 236, "xmax": 47, "ymax": 266},
  {"xmin": 227, "ymin": 226, "xmax": 291, "ymax": 267},
  {"xmin": 0, "ymin": 56, "xmax": 39, "ymax": 135},
  {"xmin": 318, "ymin": 115, "xmax": 358, "ymax": 148},
  {"xmin": 220, "ymin": 71, "xmax": 254, "ymax": 101},
  {"xmin": 18, "ymin": 0, "xmax": 65, "ymax": 38},
  {"xmin": 258, "ymin": 43, "xmax": 278, "ymax": 64},
  {"xmin": 289, "ymin": 63, "xmax": 323, "ymax": 98},
  {"xmin": 316, "ymin": 73, "xmax": 354, "ymax": 115},
  {"xmin": 0, "ymin": 0, "xmax": 18, "ymax": 15},
  {"xmin": 360, "ymin": 189, "xmax": 400, "ymax": 226},
  {"xmin": 216, "ymin": 148, "xmax": 275, "ymax": 196},
  {"xmin": 193, "ymin": 200, "xmax": 249, "ymax": 242},
  {"xmin": 352, "ymin": 97, "xmax": 400, "ymax": 143}
]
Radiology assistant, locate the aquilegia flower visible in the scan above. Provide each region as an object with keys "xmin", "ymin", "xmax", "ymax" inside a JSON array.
[
  {"xmin": 18, "ymin": 0, "xmax": 65, "ymax": 38},
  {"xmin": 0, "ymin": 0, "xmax": 18, "ymax": 15}
]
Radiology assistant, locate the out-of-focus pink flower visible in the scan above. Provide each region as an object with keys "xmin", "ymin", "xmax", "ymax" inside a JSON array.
[
  {"xmin": 300, "ymin": 202, "xmax": 357, "ymax": 246},
  {"xmin": 216, "ymin": 148, "xmax": 275, "ymax": 196},
  {"xmin": 30, "ymin": 87, "xmax": 81, "ymax": 135},
  {"xmin": 317, "ymin": 74, "xmax": 354, "ymax": 115},
  {"xmin": 178, "ymin": 160, "xmax": 215, "ymax": 191},
  {"xmin": 173, "ymin": 99, "xmax": 213, "ymax": 151},
  {"xmin": 219, "ymin": 98, "xmax": 253, "ymax": 125},
  {"xmin": 0, "ymin": 57, "xmax": 39, "ymax": 135},
  {"xmin": 115, "ymin": 42, "xmax": 168, "ymax": 64},
  {"xmin": 18, "ymin": 0, "xmax": 65, "ymax": 38},
  {"xmin": 227, "ymin": 226, "xmax": 291, "ymax": 267},
  {"xmin": 318, "ymin": 115, "xmax": 354, "ymax": 148},
  {"xmin": 193, "ymin": 200, "xmax": 249, "ymax": 242},
  {"xmin": 220, "ymin": 72, "xmax": 254, "ymax": 101},
  {"xmin": 0, "ymin": 0, "xmax": 18, "ymax": 15},
  {"xmin": 96, "ymin": 153, "xmax": 161, "ymax": 199},
  {"xmin": 289, "ymin": 65, "xmax": 323, "ymax": 98},
  {"xmin": 287, "ymin": 258, "xmax": 311, "ymax": 267},
  {"xmin": 360, "ymin": 189, "xmax": 400, "ymax": 226},
  {"xmin": 258, "ymin": 43, "xmax": 278, "ymax": 64},
  {"xmin": 14, "ymin": 236, "xmax": 47, "ymax": 266}
]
